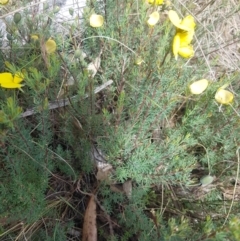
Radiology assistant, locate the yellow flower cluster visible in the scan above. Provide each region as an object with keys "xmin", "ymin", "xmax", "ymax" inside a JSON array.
[
  {"xmin": 189, "ymin": 79, "xmax": 234, "ymax": 105},
  {"xmin": 0, "ymin": 72, "xmax": 24, "ymax": 89},
  {"xmin": 88, "ymin": 1, "xmax": 165, "ymax": 28},
  {"xmin": 168, "ymin": 10, "xmax": 195, "ymax": 60}
]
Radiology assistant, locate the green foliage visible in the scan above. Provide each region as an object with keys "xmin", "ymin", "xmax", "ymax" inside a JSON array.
[{"xmin": 0, "ymin": 0, "xmax": 239, "ymax": 240}]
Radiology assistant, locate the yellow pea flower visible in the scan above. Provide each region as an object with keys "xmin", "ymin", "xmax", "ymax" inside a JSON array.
[
  {"xmin": 147, "ymin": 11, "xmax": 160, "ymax": 26},
  {"xmin": 189, "ymin": 79, "xmax": 209, "ymax": 95},
  {"xmin": 89, "ymin": 14, "xmax": 104, "ymax": 28},
  {"xmin": 168, "ymin": 10, "xmax": 195, "ymax": 31},
  {"xmin": 135, "ymin": 57, "xmax": 144, "ymax": 65},
  {"xmin": 0, "ymin": 0, "xmax": 9, "ymax": 5},
  {"xmin": 169, "ymin": 10, "xmax": 195, "ymax": 59},
  {"xmin": 31, "ymin": 34, "xmax": 39, "ymax": 41},
  {"xmin": 173, "ymin": 33, "xmax": 194, "ymax": 59},
  {"xmin": 45, "ymin": 38, "xmax": 57, "ymax": 54},
  {"xmin": 0, "ymin": 72, "xmax": 24, "ymax": 89},
  {"xmin": 215, "ymin": 89, "xmax": 234, "ymax": 105},
  {"xmin": 147, "ymin": 0, "xmax": 164, "ymax": 5}
]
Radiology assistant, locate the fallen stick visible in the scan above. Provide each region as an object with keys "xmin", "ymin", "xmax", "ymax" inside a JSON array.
[{"xmin": 21, "ymin": 79, "xmax": 113, "ymax": 118}]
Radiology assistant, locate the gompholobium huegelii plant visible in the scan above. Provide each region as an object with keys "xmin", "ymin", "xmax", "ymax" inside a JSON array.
[
  {"xmin": 0, "ymin": 0, "xmax": 239, "ymax": 240},
  {"xmin": 82, "ymin": 0, "xmax": 240, "ymax": 239}
]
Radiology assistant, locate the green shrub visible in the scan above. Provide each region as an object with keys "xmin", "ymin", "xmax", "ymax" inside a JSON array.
[{"xmin": 0, "ymin": 0, "xmax": 239, "ymax": 240}]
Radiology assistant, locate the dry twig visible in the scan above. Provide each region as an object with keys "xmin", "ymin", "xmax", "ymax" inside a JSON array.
[{"xmin": 21, "ymin": 80, "xmax": 113, "ymax": 117}]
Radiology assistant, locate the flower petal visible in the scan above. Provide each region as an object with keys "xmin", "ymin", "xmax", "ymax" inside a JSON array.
[
  {"xmin": 178, "ymin": 45, "xmax": 194, "ymax": 58},
  {"xmin": 173, "ymin": 34, "xmax": 180, "ymax": 60},
  {"xmin": 168, "ymin": 10, "xmax": 194, "ymax": 31},
  {"xmin": 0, "ymin": 82, "xmax": 23, "ymax": 89},
  {"xmin": 189, "ymin": 79, "xmax": 209, "ymax": 95},
  {"xmin": 215, "ymin": 89, "xmax": 234, "ymax": 104},
  {"xmin": 0, "ymin": 73, "xmax": 13, "ymax": 84},
  {"xmin": 180, "ymin": 15, "xmax": 196, "ymax": 30},
  {"xmin": 90, "ymin": 14, "xmax": 104, "ymax": 28},
  {"xmin": 168, "ymin": 10, "xmax": 181, "ymax": 27},
  {"xmin": 45, "ymin": 38, "xmax": 57, "ymax": 54},
  {"xmin": 147, "ymin": 11, "xmax": 160, "ymax": 26}
]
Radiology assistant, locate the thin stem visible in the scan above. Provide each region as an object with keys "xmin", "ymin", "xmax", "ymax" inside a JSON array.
[
  {"xmin": 197, "ymin": 143, "xmax": 211, "ymax": 175},
  {"xmin": 230, "ymin": 104, "xmax": 240, "ymax": 117},
  {"xmin": 222, "ymin": 146, "xmax": 240, "ymax": 226}
]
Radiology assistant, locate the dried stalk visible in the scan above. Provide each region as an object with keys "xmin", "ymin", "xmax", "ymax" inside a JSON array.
[{"xmin": 21, "ymin": 80, "xmax": 113, "ymax": 118}]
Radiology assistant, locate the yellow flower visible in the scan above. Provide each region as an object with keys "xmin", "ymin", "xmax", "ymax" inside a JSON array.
[
  {"xmin": 31, "ymin": 34, "xmax": 39, "ymax": 41},
  {"xmin": 168, "ymin": 10, "xmax": 195, "ymax": 31},
  {"xmin": 89, "ymin": 14, "xmax": 104, "ymax": 28},
  {"xmin": 168, "ymin": 10, "xmax": 195, "ymax": 59},
  {"xmin": 45, "ymin": 38, "xmax": 57, "ymax": 54},
  {"xmin": 135, "ymin": 57, "xmax": 144, "ymax": 65},
  {"xmin": 0, "ymin": 0, "xmax": 9, "ymax": 5},
  {"xmin": 215, "ymin": 89, "xmax": 234, "ymax": 105},
  {"xmin": 147, "ymin": 0, "xmax": 164, "ymax": 5},
  {"xmin": 189, "ymin": 79, "xmax": 209, "ymax": 95},
  {"xmin": 173, "ymin": 33, "xmax": 194, "ymax": 59},
  {"xmin": 147, "ymin": 11, "xmax": 160, "ymax": 26},
  {"xmin": 0, "ymin": 72, "xmax": 24, "ymax": 89}
]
